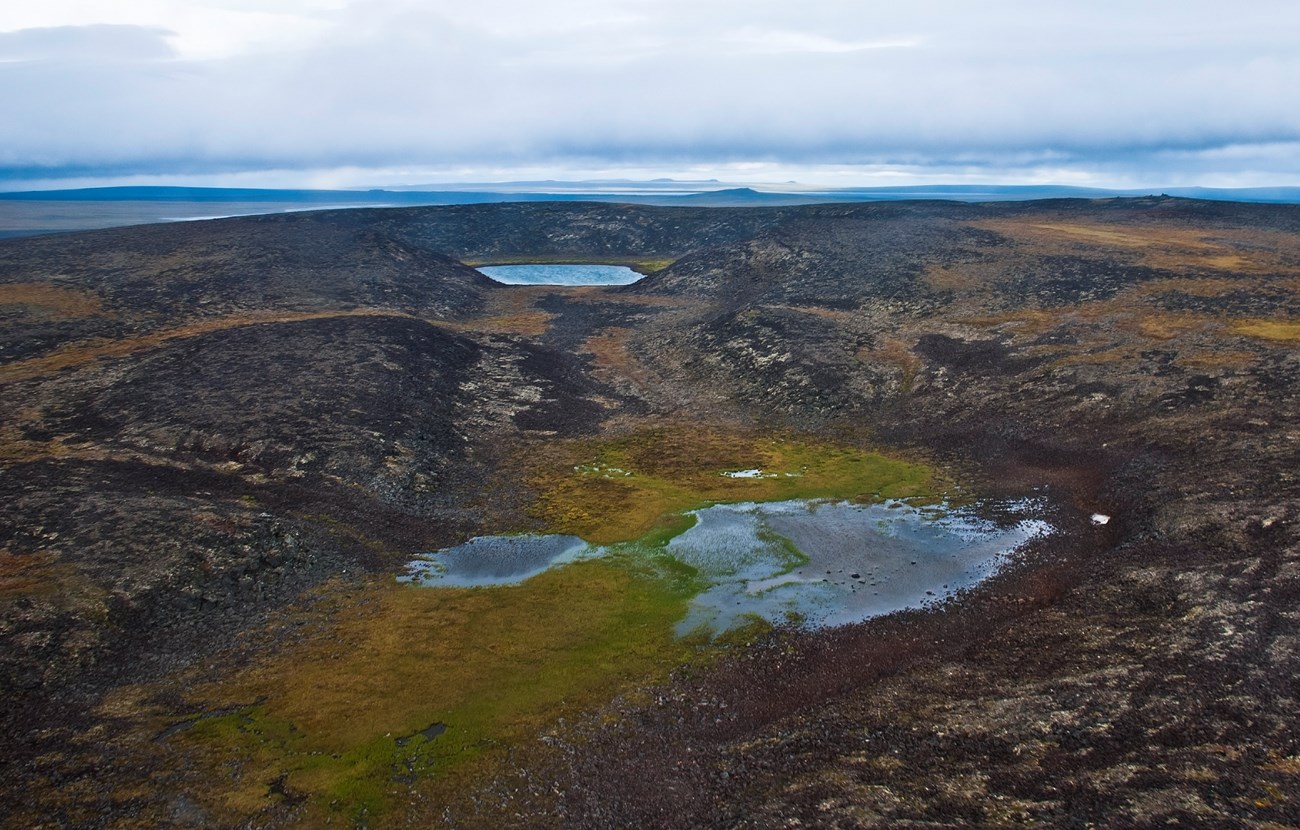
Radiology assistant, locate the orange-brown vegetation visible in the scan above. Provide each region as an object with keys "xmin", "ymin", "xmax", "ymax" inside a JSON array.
[
  {"xmin": 0, "ymin": 549, "xmax": 59, "ymax": 596},
  {"xmin": 0, "ymin": 282, "xmax": 112, "ymax": 320},
  {"xmin": 579, "ymin": 326, "xmax": 656, "ymax": 399},
  {"xmin": 970, "ymin": 219, "xmax": 1300, "ymax": 275}
]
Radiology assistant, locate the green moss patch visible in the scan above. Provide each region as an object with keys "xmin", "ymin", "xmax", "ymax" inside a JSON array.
[
  {"xmin": 524, "ymin": 427, "xmax": 942, "ymax": 545},
  {"xmin": 176, "ymin": 557, "xmax": 701, "ymax": 823}
]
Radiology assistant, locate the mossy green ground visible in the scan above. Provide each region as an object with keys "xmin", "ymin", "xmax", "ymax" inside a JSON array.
[
  {"xmin": 179, "ymin": 559, "xmax": 699, "ymax": 824},
  {"xmin": 176, "ymin": 430, "xmax": 943, "ymax": 825},
  {"xmin": 525, "ymin": 427, "xmax": 940, "ymax": 545}
]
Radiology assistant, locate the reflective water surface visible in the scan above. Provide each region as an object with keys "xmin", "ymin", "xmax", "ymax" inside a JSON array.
[
  {"xmin": 401, "ymin": 534, "xmax": 589, "ymax": 587},
  {"xmin": 404, "ymin": 498, "xmax": 1051, "ymax": 634},
  {"xmin": 476, "ymin": 264, "xmax": 643, "ymax": 285},
  {"xmin": 668, "ymin": 499, "xmax": 1049, "ymax": 633}
]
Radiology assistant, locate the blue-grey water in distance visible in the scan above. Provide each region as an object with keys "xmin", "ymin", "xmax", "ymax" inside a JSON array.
[{"xmin": 476, "ymin": 264, "xmax": 642, "ymax": 286}]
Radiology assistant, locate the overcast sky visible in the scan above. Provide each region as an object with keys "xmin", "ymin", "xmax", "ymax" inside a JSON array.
[{"xmin": 2, "ymin": 0, "xmax": 1299, "ymax": 190}]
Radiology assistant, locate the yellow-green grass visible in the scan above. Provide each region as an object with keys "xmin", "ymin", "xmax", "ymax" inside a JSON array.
[
  {"xmin": 178, "ymin": 558, "xmax": 702, "ymax": 824},
  {"xmin": 524, "ymin": 427, "xmax": 942, "ymax": 545},
  {"xmin": 1232, "ymin": 319, "xmax": 1300, "ymax": 343},
  {"xmin": 174, "ymin": 429, "xmax": 943, "ymax": 824}
]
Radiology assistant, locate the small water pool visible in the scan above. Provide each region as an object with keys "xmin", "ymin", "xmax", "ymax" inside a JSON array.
[
  {"xmin": 668, "ymin": 499, "xmax": 1048, "ymax": 633},
  {"xmin": 476, "ymin": 264, "xmax": 643, "ymax": 286},
  {"xmin": 402, "ymin": 534, "xmax": 589, "ymax": 587},
  {"xmin": 403, "ymin": 497, "xmax": 1050, "ymax": 635}
]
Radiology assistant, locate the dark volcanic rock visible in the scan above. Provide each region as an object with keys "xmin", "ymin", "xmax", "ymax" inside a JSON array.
[
  {"xmin": 374, "ymin": 201, "xmax": 797, "ymax": 262},
  {"xmin": 629, "ymin": 203, "xmax": 970, "ymax": 309},
  {"xmin": 43, "ymin": 314, "xmax": 477, "ymax": 494},
  {"xmin": 2, "ymin": 198, "xmax": 1300, "ymax": 829},
  {"xmin": 0, "ymin": 214, "xmax": 496, "ymax": 356}
]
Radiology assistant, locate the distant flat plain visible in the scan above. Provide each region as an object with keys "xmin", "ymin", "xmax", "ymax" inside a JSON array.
[
  {"xmin": 5, "ymin": 183, "xmax": 1300, "ymax": 238},
  {"xmin": 0, "ymin": 199, "xmax": 394, "ymax": 238}
]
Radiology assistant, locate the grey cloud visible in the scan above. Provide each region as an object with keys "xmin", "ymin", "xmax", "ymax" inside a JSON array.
[
  {"xmin": 0, "ymin": 24, "xmax": 175, "ymax": 64},
  {"xmin": 2, "ymin": 1, "xmax": 1299, "ymax": 184}
]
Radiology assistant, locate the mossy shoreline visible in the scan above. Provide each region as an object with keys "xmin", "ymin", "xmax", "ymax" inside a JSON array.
[{"xmin": 169, "ymin": 429, "xmax": 947, "ymax": 825}]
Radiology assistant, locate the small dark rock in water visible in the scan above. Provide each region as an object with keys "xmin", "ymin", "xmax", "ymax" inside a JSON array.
[{"xmin": 849, "ymin": 572, "xmax": 861, "ymax": 579}]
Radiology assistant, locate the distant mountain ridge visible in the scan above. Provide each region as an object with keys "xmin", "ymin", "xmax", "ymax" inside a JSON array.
[{"xmin": 5, "ymin": 182, "xmax": 1300, "ymax": 204}]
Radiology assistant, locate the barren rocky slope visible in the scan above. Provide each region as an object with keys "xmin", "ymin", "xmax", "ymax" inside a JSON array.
[{"xmin": 1, "ymin": 199, "xmax": 1297, "ymax": 828}]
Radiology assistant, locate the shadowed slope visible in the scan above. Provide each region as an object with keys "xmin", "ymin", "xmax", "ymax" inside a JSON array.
[{"xmin": 0, "ymin": 213, "xmax": 498, "ymax": 363}]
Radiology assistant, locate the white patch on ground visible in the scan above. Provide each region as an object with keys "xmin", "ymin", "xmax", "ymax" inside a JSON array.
[{"xmin": 576, "ymin": 464, "xmax": 634, "ymax": 478}]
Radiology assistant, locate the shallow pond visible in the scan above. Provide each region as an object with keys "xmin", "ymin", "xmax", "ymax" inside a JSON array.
[
  {"xmin": 402, "ymin": 534, "xmax": 589, "ymax": 587},
  {"xmin": 404, "ymin": 497, "xmax": 1050, "ymax": 634},
  {"xmin": 188, "ymin": 432, "xmax": 1052, "ymax": 818},
  {"xmin": 475, "ymin": 263, "xmax": 643, "ymax": 286},
  {"xmin": 669, "ymin": 499, "xmax": 1049, "ymax": 633}
]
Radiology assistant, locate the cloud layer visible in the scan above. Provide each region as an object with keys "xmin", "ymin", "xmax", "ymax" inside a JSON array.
[{"xmin": 3, "ymin": 0, "xmax": 1300, "ymax": 186}]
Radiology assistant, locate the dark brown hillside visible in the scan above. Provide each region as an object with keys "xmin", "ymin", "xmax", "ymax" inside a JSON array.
[
  {"xmin": 27, "ymin": 315, "xmax": 478, "ymax": 498},
  {"xmin": 1, "ymin": 199, "xmax": 1298, "ymax": 829},
  {"xmin": 0, "ymin": 215, "xmax": 497, "ymax": 363},
  {"xmin": 370, "ymin": 201, "xmax": 798, "ymax": 262}
]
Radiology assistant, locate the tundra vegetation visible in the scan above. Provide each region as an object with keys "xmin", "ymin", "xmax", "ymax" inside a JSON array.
[{"xmin": 1, "ymin": 197, "xmax": 1298, "ymax": 828}]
